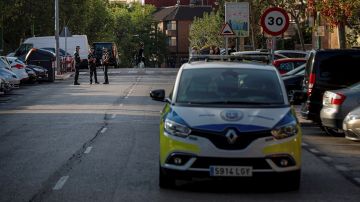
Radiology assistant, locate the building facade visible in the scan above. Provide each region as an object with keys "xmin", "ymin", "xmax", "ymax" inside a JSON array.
[{"xmin": 153, "ymin": 5, "xmax": 212, "ymax": 68}]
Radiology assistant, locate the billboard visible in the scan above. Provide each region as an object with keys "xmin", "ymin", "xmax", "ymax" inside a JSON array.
[{"xmin": 225, "ymin": 2, "xmax": 249, "ymax": 37}]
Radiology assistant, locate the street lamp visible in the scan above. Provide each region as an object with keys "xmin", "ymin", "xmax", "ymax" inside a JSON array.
[{"xmin": 55, "ymin": 0, "xmax": 60, "ymax": 75}]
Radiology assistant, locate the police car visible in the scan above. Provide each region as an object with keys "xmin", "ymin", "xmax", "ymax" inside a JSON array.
[{"xmin": 150, "ymin": 56, "xmax": 302, "ymax": 190}]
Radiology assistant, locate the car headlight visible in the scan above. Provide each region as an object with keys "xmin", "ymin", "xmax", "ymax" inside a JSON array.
[
  {"xmin": 164, "ymin": 119, "xmax": 191, "ymax": 138},
  {"xmin": 271, "ymin": 121, "xmax": 298, "ymax": 140},
  {"xmin": 345, "ymin": 114, "xmax": 360, "ymax": 122}
]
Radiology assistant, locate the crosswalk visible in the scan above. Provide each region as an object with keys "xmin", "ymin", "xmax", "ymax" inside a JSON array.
[{"xmin": 79, "ymin": 68, "xmax": 178, "ymax": 75}]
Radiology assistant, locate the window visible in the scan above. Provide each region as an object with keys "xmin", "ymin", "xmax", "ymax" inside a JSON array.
[
  {"xmin": 166, "ymin": 21, "xmax": 176, "ymax": 31},
  {"xmin": 167, "ymin": 37, "xmax": 176, "ymax": 46}
]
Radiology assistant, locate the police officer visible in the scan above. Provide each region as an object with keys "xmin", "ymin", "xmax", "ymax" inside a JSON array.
[
  {"xmin": 102, "ymin": 48, "xmax": 110, "ymax": 84},
  {"xmin": 88, "ymin": 47, "xmax": 99, "ymax": 84},
  {"xmin": 74, "ymin": 46, "xmax": 81, "ymax": 85}
]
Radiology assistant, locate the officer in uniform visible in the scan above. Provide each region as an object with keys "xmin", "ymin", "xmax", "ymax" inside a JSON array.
[
  {"xmin": 102, "ymin": 48, "xmax": 110, "ymax": 84},
  {"xmin": 74, "ymin": 46, "xmax": 81, "ymax": 85},
  {"xmin": 88, "ymin": 47, "xmax": 99, "ymax": 84}
]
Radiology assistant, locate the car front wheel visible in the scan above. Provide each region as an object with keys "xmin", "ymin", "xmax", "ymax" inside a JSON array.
[{"xmin": 159, "ymin": 166, "xmax": 176, "ymax": 189}]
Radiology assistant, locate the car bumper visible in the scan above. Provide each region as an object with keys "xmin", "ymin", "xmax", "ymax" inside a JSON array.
[
  {"xmin": 343, "ymin": 120, "xmax": 360, "ymax": 141},
  {"xmin": 320, "ymin": 107, "xmax": 344, "ymax": 129},
  {"xmin": 160, "ymin": 131, "xmax": 302, "ymax": 178}
]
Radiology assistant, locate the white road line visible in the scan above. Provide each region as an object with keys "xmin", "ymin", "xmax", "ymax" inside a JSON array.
[
  {"xmin": 320, "ymin": 156, "xmax": 333, "ymax": 162},
  {"xmin": 301, "ymin": 142, "xmax": 308, "ymax": 147},
  {"xmin": 128, "ymin": 70, "xmax": 137, "ymax": 74},
  {"xmin": 84, "ymin": 146, "xmax": 93, "ymax": 154},
  {"xmin": 335, "ymin": 165, "xmax": 349, "ymax": 172},
  {"xmin": 309, "ymin": 148, "xmax": 320, "ymax": 154},
  {"xmin": 100, "ymin": 127, "xmax": 107, "ymax": 134},
  {"xmin": 111, "ymin": 114, "xmax": 117, "ymax": 119},
  {"xmin": 146, "ymin": 71, "xmax": 154, "ymax": 74},
  {"xmin": 53, "ymin": 176, "xmax": 69, "ymax": 190},
  {"xmin": 119, "ymin": 104, "xmax": 123, "ymax": 107}
]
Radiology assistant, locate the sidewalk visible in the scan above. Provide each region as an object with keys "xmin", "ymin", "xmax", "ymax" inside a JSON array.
[{"xmin": 55, "ymin": 72, "xmax": 74, "ymax": 80}]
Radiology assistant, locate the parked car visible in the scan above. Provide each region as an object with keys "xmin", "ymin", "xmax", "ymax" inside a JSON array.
[
  {"xmin": 151, "ymin": 56, "xmax": 301, "ymax": 190},
  {"xmin": 273, "ymin": 58, "xmax": 307, "ymax": 74},
  {"xmin": 293, "ymin": 49, "xmax": 360, "ymax": 125},
  {"xmin": 275, "ymin": 50, "xmax": 308, "ymax": 58},
  {"xmin": 282, "ymin": 64, "xmax": 305, "ymax": 94},
  {"xmin": 40, "ymin": 48, "xmax": 74, "ymax": 71},
  {"xmin": 0, "ymin": 67, "xmax": 20, "ymax": 88},
  {"xmin": 1, "ymin": 56, "xmax": 29, "ymax": 82},
  {"xmin": 343, "ymin": 106, "xmax": 360, "ymax": 141},
  {"xmin": 26, "ymin": 64, "xmax": 49, "ymax": 82},
  {"xmin": 0, "ymin": 77, "xmax": 10, "ymax": 94},
  {"xmin": 92, "ymin": 42, "xmax": 120, "ymax": 68},
  {"xmin": 320, "ymin": 82, "xmax": 360, "ymax": 135},
  {"xmin": 13, "ymin": 35, "xmax": 89, "ymax": 67},
  {"xmin": 25, "ymin": 67, "xmax": 37, "ymax": 83},
  {"xmin": 25, "ymin": 48, "xmax": 56, "ymax": 82}
]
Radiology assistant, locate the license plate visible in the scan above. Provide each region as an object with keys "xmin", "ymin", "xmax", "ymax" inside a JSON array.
[{"xmin": 210, "ymin": 166, "xmax": 253, "ymax": 177}]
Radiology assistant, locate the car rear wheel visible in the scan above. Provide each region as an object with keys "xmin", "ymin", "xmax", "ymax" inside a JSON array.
[
  {"xmin": 159, "ymin": 166, "xmax": 176, "ymax": 189},
  {"xmin": 322, "ymin": 126, "xmax": 344, "ymax": 136}
]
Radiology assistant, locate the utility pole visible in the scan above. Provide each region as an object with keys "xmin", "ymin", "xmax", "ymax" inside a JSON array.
[{"xmin": 55, "ymin": 0, "xmax": 60, "ymax": 74}]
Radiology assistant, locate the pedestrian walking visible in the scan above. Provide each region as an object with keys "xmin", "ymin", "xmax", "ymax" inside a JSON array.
[
  {"xmin": 88, "ymin": 47, "xmax": 99, "ymax": 84},
  {"xmin": 102, "ymin": 48, "xmax": 110, "ymax": 84},
  {"xmin": 137, "ymin": 43, "xmax": 145, "ymax": 68},
  {"xmin": 73, "ymin": 46, "xmax": 81, "ymax": 85}
]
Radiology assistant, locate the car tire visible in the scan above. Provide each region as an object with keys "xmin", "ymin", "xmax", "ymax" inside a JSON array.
[
  {"xmin": 322, "ymin": 126, "xmax": 344, "ymax": 137},
  {"xmin": 159, "ymin": 166, "xmax": 176, "ymax": 189}
]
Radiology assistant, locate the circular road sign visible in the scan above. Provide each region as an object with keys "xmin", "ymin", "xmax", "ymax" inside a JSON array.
[{"xmin": 260, "ymin": 7, "xmax": 289, "ymax": 36}]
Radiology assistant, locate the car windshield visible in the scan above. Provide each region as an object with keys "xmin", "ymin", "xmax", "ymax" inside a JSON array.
[{"xmin": 176, "ymin": 68, "xmax": 284, "ymax": 105}]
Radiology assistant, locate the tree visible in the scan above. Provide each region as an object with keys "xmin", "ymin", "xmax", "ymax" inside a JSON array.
[
  {"xmin": 310, "ymin": 0, "xmax": 360, "ymax": 48},
  {"xmin": 189, "ymin": 11, "xmax": 223, "ymax": 50}
]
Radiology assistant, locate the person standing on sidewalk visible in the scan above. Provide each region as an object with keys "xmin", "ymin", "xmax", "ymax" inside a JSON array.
[
  {"xmin": 73, "ymin": 46, "xmax": 81, "ymax": 85},
  {"xmin": 88, "ymin": 47, "xmax": 99, "ymax": 84},
  {"xmin": 102, "ymin": 48, "xmax": 110, "ymax": 84},
  {"xmin": 137, "ymin": 43, "xmax": 145, "ymax": 68}
]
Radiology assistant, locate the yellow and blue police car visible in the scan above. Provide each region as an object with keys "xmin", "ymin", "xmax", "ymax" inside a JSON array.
[{"xmin": 150, "ymin": 57, "xmax": 302, "ymax": 190}]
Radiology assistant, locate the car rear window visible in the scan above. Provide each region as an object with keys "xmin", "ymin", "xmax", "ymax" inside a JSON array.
[
  {"xmin": 176, "ymin": 68, "xmax": 284, "ymax": 105},
  {"xmin": 318, "ymin": 52, "xmax": 360, "ymax": 86}
]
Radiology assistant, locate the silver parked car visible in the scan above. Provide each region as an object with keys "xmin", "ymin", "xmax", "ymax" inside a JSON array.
[
  {"xmin": 320, "ymin": 82, "xmax": 360, "ymax": 136},
  {"xmin": 343, "ymin": 106, "xmax": 360, "ymax": 141}
]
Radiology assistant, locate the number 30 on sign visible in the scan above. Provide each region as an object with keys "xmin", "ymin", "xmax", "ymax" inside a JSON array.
[{"xmin": 260, "ymin": 7, "xmax": 289, "ymax": 36}]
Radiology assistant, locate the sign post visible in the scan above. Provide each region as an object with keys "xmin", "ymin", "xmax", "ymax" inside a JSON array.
[
  {"xmin": 225, "ymin": 2, "xmax": 249, "ymax": 51},
  {"xmin": 260, "ymin": 7, "xmax": 289, "ymax": 62},
  {"xmin": 220, "ymin": 23, "xmax": 235, "ymax": 55}
]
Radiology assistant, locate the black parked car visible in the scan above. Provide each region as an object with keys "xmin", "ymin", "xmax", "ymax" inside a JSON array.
[
  {"xmin": 293, "ymin": 49, "xmax": 360, "ymax": 124},
  {"xmin": 282, "ymin": 64, "xmax": 305, "ymax": 94},
  {"xmin": 26, "ymin": 64, "xmax": 48, "ymax": 82},
  {"xmin": 25, "ymin": 48, "xmax": 56, "ymax": 82}
]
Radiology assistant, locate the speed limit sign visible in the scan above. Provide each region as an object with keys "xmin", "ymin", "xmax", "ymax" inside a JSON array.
[{"xmin": 260, "ymin": 7, "xmax": 289, "ymax": 36}]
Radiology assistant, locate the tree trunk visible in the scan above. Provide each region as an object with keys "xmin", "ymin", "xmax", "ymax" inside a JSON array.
[
  {"xmin": 295, "ymin": 18, "xmax": 305, "ymax": 51},
  {"xmin": 338, "ymin": 22, "xmax": 346, "ymax": 49}
]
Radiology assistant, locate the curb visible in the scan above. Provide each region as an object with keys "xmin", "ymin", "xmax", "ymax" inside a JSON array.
[{"xmin": 55, "ymin": 72, "xmax": 74, "ymax": 80}]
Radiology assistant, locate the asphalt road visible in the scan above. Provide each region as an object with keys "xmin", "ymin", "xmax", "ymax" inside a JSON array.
[{"xmin": 0, "ymin": 68, "xmax": 359, "ymax": 202}]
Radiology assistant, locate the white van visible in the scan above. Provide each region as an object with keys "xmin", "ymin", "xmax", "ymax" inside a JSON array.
[{"xmin": 14, "ymin": 35, "xmax": 89, "ymax": 61}]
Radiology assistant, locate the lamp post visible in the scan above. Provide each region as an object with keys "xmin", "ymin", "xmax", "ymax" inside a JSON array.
[{"xmin": 55, "ymin": 0, "xmax": 60, "ymax": 74}]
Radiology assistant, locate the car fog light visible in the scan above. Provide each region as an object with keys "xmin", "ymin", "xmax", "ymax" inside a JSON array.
[
  {"xmin": 174, "ymin": 158, "xmax": 182, "ymax": 165},
  {"xmin": 280, "ymin": 159, "xmax": 289, "ymax": 167}
]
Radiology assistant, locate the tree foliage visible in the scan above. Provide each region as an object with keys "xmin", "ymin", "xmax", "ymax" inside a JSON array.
[
  {"xmin": 189, "ymin": 12, "xmax": 223, "ymax": 49},
  {"xmin": 0, "ymin": 0, "xmax": 167, "ymax": 67}
]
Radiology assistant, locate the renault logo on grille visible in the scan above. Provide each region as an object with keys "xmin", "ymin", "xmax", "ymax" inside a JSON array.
[{"xmin": 225, "ymin": 129, "xmax": 238, "ymax": 144}]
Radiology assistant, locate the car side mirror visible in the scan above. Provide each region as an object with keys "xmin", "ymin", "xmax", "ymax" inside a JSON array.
[
  {"xmin": 150, "ymin": 89, "xmax": 165, "ymax": 101},
  {"xmin": 289, "ymin": 90, "xmax": 307, "ymax": 105}
]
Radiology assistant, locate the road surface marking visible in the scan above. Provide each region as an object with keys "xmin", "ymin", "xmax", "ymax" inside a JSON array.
[
  {"xmin": 146, "ymin": 71, "xmax": 154, "ymax": 74},
  {"xmin": 128, "ymin": 70, "xmax": 137, "ymax": 74},
  {"xmin": 84, "ymin": 146, "xmax": 93, "ymax": 154},
  {"xmin": 111, "ymin": 114, "xmax": 117, "ymax": 119},
  {"xmin": 309, "ymin": 148, "xmax": 320, "ymax": 154},
  {"xmin": 120, "ymin": 104, "xmax": 123, "ymax": 107},
  {"xmin": 53, "ymin": 176, "xmax": 69, "ymax": 190},
  {"xmin": 335, "ymin": 165, "xmax": 349, "ymax": 172},
  {"xmin": 101, "ymin": 127, "xmax": 107, "ymax": 134},
  {"xmin": 301, "ymin": 142, "xmax": 308, "ymax": 147},
  {"xmin": 320, "ymin": 156, "xmax": 333, "ymax": 162}
]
